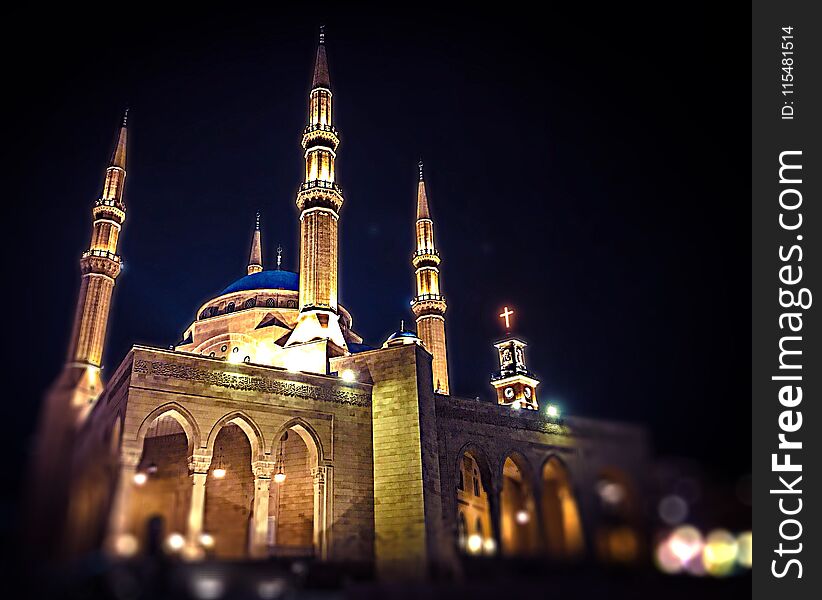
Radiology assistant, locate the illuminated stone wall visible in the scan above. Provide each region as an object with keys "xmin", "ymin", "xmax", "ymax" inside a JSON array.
[
  {"xmin": 272, "ymin": 432, "xmax": 313, "ymax": 549},
  {"xmin": 204, "ymin": 424, "xmax": 254, "ymax": 558}
]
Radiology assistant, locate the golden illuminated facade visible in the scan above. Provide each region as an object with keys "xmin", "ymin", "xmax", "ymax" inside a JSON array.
[
  {"xmin": 31, "ymin": 27, "xmax": 650, "ymax": 579},
  {"xmin": 411, "ymin": 162, "xmax": 450, "ymax": 394}
]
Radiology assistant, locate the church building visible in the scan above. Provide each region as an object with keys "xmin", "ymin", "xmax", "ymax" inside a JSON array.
[{"xmin": 31, "ymin": 28, "xmax": 649, "ymax": 579}]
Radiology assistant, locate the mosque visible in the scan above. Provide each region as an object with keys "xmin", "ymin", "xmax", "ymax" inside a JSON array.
[{"xmin": 30, "ymin": 28, "xmax": 649, "ymax": 579}]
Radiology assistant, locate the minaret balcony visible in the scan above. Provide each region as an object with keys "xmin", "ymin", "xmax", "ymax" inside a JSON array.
[
  {"xmin": 82, "ymin": 248, "xmax": 121, "ymax": 262},
  {"xmin": 411, "ymin": 294, "xmax": 447, "ymax": 317},
  {"xmin": 80, "ymin": 249, "xmax": 122, "ymax": 278},
  {"xmin": 93, "ymin": 199, "xmax": 126, "ymax": 221},
  {"xmin": 296, "ymin": 181, "xmax": 344, "ymax": 212},
  {"xmin": 412, "ymin": 249, "xmax": 440, "ymax": 267},
  {"xmin": 302, "ymin": 125, "xmax": 339, "ymax": 150}
]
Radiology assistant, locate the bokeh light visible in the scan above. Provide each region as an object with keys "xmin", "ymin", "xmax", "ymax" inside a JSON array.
[
  {"xmin": 114, "ymin": 533, "xmax": 139, "ymax": 557},
  {"xmin": 669, "ymin": 526, "xmax": 703, "ymax": 565},
  {"xmin": 737, "ymin": 531, "xmax": 752, "ymax": 568},
  {"xmin": 703, "ymin": 529, "xmax": 738, "ymax": 577},
  {"xmin": 658, "ymin": 494, "xmax": 688, "ymax": 525}
]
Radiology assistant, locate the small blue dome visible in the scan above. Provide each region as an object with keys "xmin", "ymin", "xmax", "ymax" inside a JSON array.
[
  {"xmin": 383, "ymin": 328, "xmax": 423, "ymax": 348},
  {"xmin": 220, "ymin": 270, "xmax": 299, "ymax": 295}
]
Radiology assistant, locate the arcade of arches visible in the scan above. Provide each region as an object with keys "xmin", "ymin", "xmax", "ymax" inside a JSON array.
[
  {"xmin": 109, "ymin": 411, "xmax": 325, "ymax": 560},
  {"xmin": 455, "ymin": 450, "xmax": 588, "ymax": 560}
]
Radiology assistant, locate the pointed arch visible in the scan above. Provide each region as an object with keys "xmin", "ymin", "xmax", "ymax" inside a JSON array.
[
  {"xmin": 206, "ymin": 411, "xmax": 265, "ymax": 463},
  {"xmin": 499, "ymin": 449, "xmax": 539, "ymax": 557},
  {"xmin": 540, "ymin": 454, "xmax": 585, "ymax": 558},
  {"xmin": 496, "ymin": 449, "xmax": 535, "ymax": 486},
  {"xmin": 269, "ymin": 417, "xmax": 325, "ymax": 465},
  {"xmin": 454, "ymin": 442, "xmax": 496, "ymax": 556},
  {"xmin": 454, "ymin": 441, "xmax": 494, "ymax": 491},
  {"xmin": 134, "ymin": 402, "xmax": 201, "ymax": 455}
]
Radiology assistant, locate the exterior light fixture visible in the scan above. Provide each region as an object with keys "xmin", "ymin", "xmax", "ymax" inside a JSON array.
[
  {"xmin": 133, "ymin": 472, "xmax": 148, "ymax": 486},
  {"xmin": 212, "ymin": 446, "xmax": 227, "ymax": 478},
  {"xmin": 341, "ymin": 369, "xmax": 356, "ymax": 383},
  {"xmin": 274, "ymin": 432, "xmax": 288, "ymax": 483},
  {"xmin": 146, "ymin": 462, "xmax": 158, "ymax": 475},
  {"xmin": 515, "ymin": 509, "xmax": 530, "ymax": 524},
  {"xmin": 199, "ymin": 532, "xmax": 215, "ymax": 548},
  {"xmin": 546, "ymin": 404, "xmax": 559, "ymax": 418}
]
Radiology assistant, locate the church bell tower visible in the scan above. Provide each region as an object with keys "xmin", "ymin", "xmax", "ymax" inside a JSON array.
[{"xmin": 490, "ymin": 307, "xmax": 539, "ymax": 410}]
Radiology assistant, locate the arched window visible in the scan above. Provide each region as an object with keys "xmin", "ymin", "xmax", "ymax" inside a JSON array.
[
  {"xmin": 199, "ymin": 310, "xmax": 208, "ymax": 319},
  {"xmin": 473, "ymin": 470, "xmax": 480, "ymax": 496},
  {"xmin": 244, "ymin": 298, "xmax": 256, "ymax": 309},
  {"xmin": 475, "ymin": 517, "xmax": 484, "ymax": 536},
  {"xmin": 266, "ymin": 298, "xmax": 275, "ymax": 308},
  {"xmin": 457, "ymin": 512, "xmax": 468, "ymax": 549},
  {"xmin": 226, "ymin": 302, "xmax": 235, "ymax": 313},
  {"xmin": 286, "ymin": 300, "xmax": 297, "ymax": 308},
  {"xmin": 458, "ymin": 467, "xmax": 465, "ymax": 491}
]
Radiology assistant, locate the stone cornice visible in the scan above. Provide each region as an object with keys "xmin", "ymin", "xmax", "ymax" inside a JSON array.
[{"xmin": 133, "ymin": 357, "xmax": 371, "ymax": 407}]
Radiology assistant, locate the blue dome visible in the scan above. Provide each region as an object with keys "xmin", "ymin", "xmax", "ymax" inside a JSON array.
[{"xmin": 220, "ymin": 270, "xmax": 299, "ymax": 295}]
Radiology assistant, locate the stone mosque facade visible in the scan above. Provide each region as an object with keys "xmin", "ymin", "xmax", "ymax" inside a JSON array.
[{"xmin": 31, "ymin": 29, "xmax": 649, "ymax": 578}]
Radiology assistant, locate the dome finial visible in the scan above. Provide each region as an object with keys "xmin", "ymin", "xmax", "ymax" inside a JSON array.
[
  {"xmin": 401, "ymin": 319, "xmax": 405, "ymax": 331},
  {"xmin": 122, "ymin": 107, "xmax": 129, "ymax": 128},
  {"xmin": 255, "ymin": 210, "xmax": 261, "ymax": 231},
  {"xmin": 418, "ymin": 159, "xmax": 424, "ymax": 181},
  {"xmin": 319, "ymin": 24, "xmax": 326, "ymax": 45},
  {"xmin": 276, "ymin": 244, "xmax": 283, "ymax": 270}
]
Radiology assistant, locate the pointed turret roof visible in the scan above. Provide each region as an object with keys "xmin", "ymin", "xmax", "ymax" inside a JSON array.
[
  {"xmin": 110, "ymin": 108, "xmax": 128, "ymax": 169},
  {"xmin": 248, "ymin": 212, "xmax": 263, "ymax": 275},
  {"xmin": 416, "ymin": 160, "xmax": 431, "ymax": 220},
  {"xmin": 312, "ymin": 26, "xmax": 331, "ymax": 89}
]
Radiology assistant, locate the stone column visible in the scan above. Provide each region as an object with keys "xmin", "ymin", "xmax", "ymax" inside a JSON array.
[
  {"xmin": 312, "ymin": 465, "xmax": 332, "ymax": 559},
  {"xmin": 104, "ymin": 448, "xmax": 141, "ymax": 556},
  {"xmin": 184, "ymin": 452, "xmax": 212, "ymax": 558},
  {"xmin": 249, "ymin": 460, "xmax": 275, "ymax": 558},
  {"xmin": 489, "ymin": 481, "xmax": 503, "ymax": 554}
]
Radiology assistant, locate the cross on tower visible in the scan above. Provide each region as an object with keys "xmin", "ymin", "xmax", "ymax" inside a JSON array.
[{"xmin": 499, "ymin": 306, "xmax": 514, "ymax": 329}]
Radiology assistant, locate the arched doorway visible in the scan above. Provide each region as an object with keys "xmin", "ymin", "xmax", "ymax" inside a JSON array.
[
  {"xmin": 203, "ymin": 423, "xmax": 254, "ymax": 558},
  {"xmin": 455, "ymin": 449, "xmax": 495, "ymax": 555},
  {"xmin": 268, "ymin": 424, "xmax": 320, "ymax": 557},
  {"xmin": 130, "ymin": 415, "xmax": 192, "ymax": 552},
  {"xmin": 541, "ymin": 457, "xmax": 584, "ymax": 558},
  {"xmin": 595, "ymin": 467, "xmax": 641, "ymax": 564},
  {"xmin": 500, "ymin": 454, "xmax": 539, "ymax": 556}
]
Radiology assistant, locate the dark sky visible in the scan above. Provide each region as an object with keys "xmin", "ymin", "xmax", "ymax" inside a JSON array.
[{"xmin": 10, "ymin": 4, "xmax": 749, "ymax": 498}]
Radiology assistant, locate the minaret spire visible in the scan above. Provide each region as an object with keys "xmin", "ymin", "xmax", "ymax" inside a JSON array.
[
  {"xmin": 411, "ymin": 161, "xmax": 450, "ymax": 394},
  {"xmin": 416, "ymin": 160, "xmax": 431, "ymax": 220},
  {"xmin": 287, "ymin": 26, "xmax": 347, "ymax": 350},
  {"xmin": 248, "ymin": 211, "xmax": 263, "ymax": 275},
  {"xmin": 312, "ymin": 25, "xmax": 331, "ymax": 90}
]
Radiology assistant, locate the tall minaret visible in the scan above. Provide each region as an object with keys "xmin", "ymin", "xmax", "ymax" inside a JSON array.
[
  {"xmin": 28, "ymin": 112, "xmax": 130, "ymax": 556},
  {"xmin": 63, "ymin": 110, "xmax": 129, "ymax": 413},
  {"xmin": 248, "ymin": 211, "xmax": 263, "ymax": 275},
  {"xmin": 411, "ymin": 161, "xmax": 450, "ymax": 394},
  {"xmin": 287, "ymin": 26, "xmax": 347, "ymax": 349}
]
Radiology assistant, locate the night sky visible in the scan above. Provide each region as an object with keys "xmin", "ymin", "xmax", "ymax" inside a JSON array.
[{"xmin": 10, "ymin": 5, "xmax": 749, "ymax": 506}]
